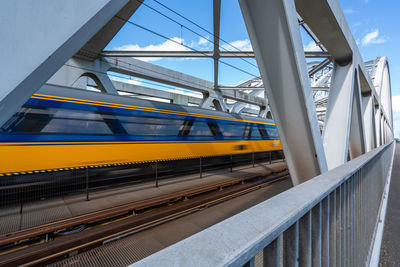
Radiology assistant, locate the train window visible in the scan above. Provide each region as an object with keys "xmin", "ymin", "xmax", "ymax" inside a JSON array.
[
  {"xmin": 119, "ymin": 115, "xmax": 184, "ymax": 136},
  {"xmin": 243, "ymin": 124, "xmax": 252, "ymax": 138},
  {"xmin": 179, "ymin": 119, "xmax": 193, "ymax": 137},
  {"xmin": 207, "ymin": 121, "xmax": 222, "ymax": 137},
  {"xmin": 258, "ymin": 125, "xmax": 268, "ymax": 138},
  {"xmin": 251, "ymin": 124, "xmax": 262, "ymax": 138},
  {"xmin": 218, "ymin": 123, "xmax": 247, "ymax": 137},
  {"xmin": 122, "ymin": 122, "xmax": 183, "ymax": 136},
  {"xmin": 53, "ymin": 109, "xmax": 104, "ymax": 120},
  {"xmin": 21, "ymin": 106, "xmax": 105, "ymax": 121},
  {"xmin": 2, "ymin": 103, "xmax": 276, "ymax": 141},
  {"xmin": 102, "ymin": 118, "xmax": 128, "ymax": 135},
  {"xmin": 266, "ymin": 126, "xmax": 279, "ymax": 139},
  {"xmin": 41, "ymin": 118, "xmax": 113, "ymax": 134},
  {"xmin": 189, "ymin": 120, "xmax": 213, "ymax": 136},
  {"xmin": 1, "ymin": 115, "xmax": 51, "ymax": 133},
  {"xmin": 17, "ymin": 106, "xmax": 56, "ymax": 117}
]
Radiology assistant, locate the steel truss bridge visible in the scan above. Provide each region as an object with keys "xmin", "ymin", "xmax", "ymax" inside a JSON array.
[{"xmin": 0, "ymin": 0, "xmax": 394, "ymax": 265}]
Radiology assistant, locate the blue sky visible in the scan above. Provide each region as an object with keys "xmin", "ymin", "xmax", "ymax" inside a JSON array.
[
  {"xmin": 338, "ymin": 0, "xmax": 400, "ymax": 94},
  {"xmin": 106, "ymin": 0, "xmax": 400, "ymax": 136},
  {"xmin": 338, "ymin": 0, "xmax": 400, "ymax": 138}
]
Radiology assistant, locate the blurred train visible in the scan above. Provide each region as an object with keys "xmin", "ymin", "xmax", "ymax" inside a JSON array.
[{"xmin": 0, "ymin": 86, "xmax": 282, "ymax": 175}]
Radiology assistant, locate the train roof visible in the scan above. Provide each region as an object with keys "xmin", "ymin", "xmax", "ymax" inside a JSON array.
[{"xmin": 37, "ymin": 84, "xmax": 274, "ymax": 124}]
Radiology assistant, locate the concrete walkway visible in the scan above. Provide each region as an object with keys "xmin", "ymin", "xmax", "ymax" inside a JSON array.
[
  {"xmin": 0, "ymin": 161, "xmax": 287, "ymax": 235},
  {"xmin": 380, "ymin": 142, "xmax": 400, "ymax": 266}
]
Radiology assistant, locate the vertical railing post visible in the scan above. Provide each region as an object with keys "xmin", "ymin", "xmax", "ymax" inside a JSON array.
[
  {"xmin": 243, "ymin": 257, "xmax": 255, "ymax": 267},
  {"xmin": 264, "ymin": 237, "xmax": 281, "ymax": 266},
  {"xmin": 283, "ymin": 221, "xmax": 299, "ymax": 266},
  {"xmin": 200, "ymin": 157, "xmax": 202, "ymax": 178},
  {"xmin": 299, "ymin": 211, "xmax": 312, "ymax": 266},
  {"xmin": 85, "ymin": 166, "xmax": 89, "ymax": 201},
  {"xmin": 155, "ymin": 160, "xmax": 159, "ymax": 187},
  {"xmin": 329, "ymin": 190, "xmax": 337, "ymax": 267},
  {"xmin": 252, "ymin": 152, "xmax": 255, "ymax": 167}
]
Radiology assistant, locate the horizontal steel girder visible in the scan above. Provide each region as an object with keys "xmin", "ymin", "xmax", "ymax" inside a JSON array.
[
  {"xmin": 104, "ymin": 57, "xmax": 266, "ymax": 107},
  {"xmin": 101, "ymin": 50, "xmax": 330, "ymax": 58}
]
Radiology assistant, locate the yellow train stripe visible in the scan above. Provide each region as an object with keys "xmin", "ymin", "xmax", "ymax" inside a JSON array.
[{"xmin": 0, "ymin": 140, "xmax": 282, "ymax": 174}]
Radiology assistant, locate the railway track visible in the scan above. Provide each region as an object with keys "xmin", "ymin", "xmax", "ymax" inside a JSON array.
[{"xmin": 0, "ymin": 170, "xmax": 289, "ymax": 266}]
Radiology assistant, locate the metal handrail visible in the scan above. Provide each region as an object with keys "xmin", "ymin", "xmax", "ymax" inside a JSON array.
[{"xmin": 132, "ymin": 141, "xmax": 394, "ymax": 267}]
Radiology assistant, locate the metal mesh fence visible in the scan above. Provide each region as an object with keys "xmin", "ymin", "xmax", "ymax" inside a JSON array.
[{"xmin": 0, "ymin": 150, "xmax": 284, "ymax": 207}]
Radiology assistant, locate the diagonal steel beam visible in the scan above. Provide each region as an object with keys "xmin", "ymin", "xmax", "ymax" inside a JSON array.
[
  {"xmin": 309, "ymin": 58, "xmax": 332, "ymax": 77},
  {"xmin": 322, "ymin": 63, "xmax": 355, "ymax": 169},
  {"xmin": 0, "ymin": 0, "xmax": 135, "ymax": 128},
  {"xmin": 240, "ymin": 0, "xmax": 328, "ymax": 185},
  {"xmin": 295, "ymin": 0, "xmax": 353, "ymax": 65},
  {"xmin": 76, "ymin": 1, "xmax": 142, "ymax": 60}
]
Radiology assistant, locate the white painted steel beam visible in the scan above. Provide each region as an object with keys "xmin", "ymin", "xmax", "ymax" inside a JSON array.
[
  {"xmin": 209, "ymin": 0, "xmax": 228, "ymax": 112},
  {"xmin": 375, "ymin": 108, "xmax": 382, "ymax": 147},
  {"xmin": 322, "ymin": 63, "xmax": 355, "ymax": 169},
  {"xmin": 104, "ymin": 57, "xmax": 265, "ymax": 107},
  {"xmin": 240, "ymin": 0, "xmax": 328, "ymax": 185},
  {"xmin": 348, "ymin": 71, "xmax": 366, "ymax": 159},
  {"xmin": 101, "ymin": 50, "xmax": 330, "ymax": 58},
  {"xmin": 362, "ymin": 95, "xmax": 376, "ymax": 151},
  {"xmin": 76, "ymin": 1, "xmax": 141, "ymax": 60},
  {"xmin": 112, "ymin": 81, "xmax": 202, "ymax": 105},
  {"xmin": 295, "ymin": 0, "xmax": 353, "ymax": 65},
  {"xmin": 213, "ymin": 0, "xmax": 221, "ymax": 90},
  {"xmin": 0, "ymin": 0, "xmax": 133, "ymax": 128},
  {"xmin": 48, "ymin": 58, "xmax": 118, "ymax": 94}
]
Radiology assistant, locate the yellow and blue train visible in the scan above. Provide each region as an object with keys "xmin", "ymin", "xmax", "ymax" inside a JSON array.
[{"xmin": 0, "ymin": 86, "xmax": 282, "ymax": 176}]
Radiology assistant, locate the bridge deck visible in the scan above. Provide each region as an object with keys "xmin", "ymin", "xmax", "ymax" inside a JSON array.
[
  {"xmin": 0, "ymin": 161, "xmax": 287, "ymax": 235},
  {"xmin": 380, "ymin": 142, "xmax": 400, "ymax": 266}
]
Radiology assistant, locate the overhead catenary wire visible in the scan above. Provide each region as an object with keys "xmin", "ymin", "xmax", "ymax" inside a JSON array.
[
  {"xmin": 151, "ymin": 0, "xmax": 255, "ymax": 58},
  {"xmin": 134, "ymin": 0, "xmax": 259, "ymax": 70},
  {"xmin": 115, "ymin": 16, "xmax": 259, "ymax": 79}
]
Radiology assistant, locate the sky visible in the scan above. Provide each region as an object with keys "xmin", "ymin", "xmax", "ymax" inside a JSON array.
[{"xmin": 105, "ymin": 0, "xmax": 400, "ymax": 137}]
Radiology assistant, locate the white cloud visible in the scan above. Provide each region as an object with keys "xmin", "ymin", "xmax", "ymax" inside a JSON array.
[
  {"xmin": 110, "ymin": 75, "xmax": 141, "ymax": 86},
  {"xmin": 304, "ymin": 41, "xmax": 322, "ymax": 52},
  {"xmin": 113, "ymin": 37, "xmax": 254, "ymax": 62},
  {"xmin": 115, "ymin": 37, "xmax": 188, "ymax": 62},
  {"xmin": 165, "ymin": 88, "xmax": 202, "ymax": 98},
  {"xmin": 361, "ymin": 29, "xmax": 387, "ymax": 46},
  {"xmin": 188, "ymin": 36, "xmax": 212, "ymax": 50},
  {"xmin": 392, "ymin": 95, "xmax": 400, "ymax": 138},
  {"xmin": 221, "ymin": 39, "xmax": 253, "ymax": 51},
  {"xmin": 197, "ymin": 36, "xmax": 209, "ymax": 46},
  {"xmin": 344, "ymin": 9, "xmax": 356, "ymax": 14}
]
